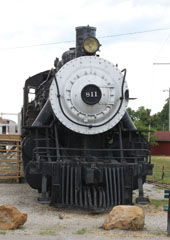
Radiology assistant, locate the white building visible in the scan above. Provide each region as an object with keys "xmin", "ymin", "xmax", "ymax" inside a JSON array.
[{"xmin": 0, "ymin": 113, "xmax": 20, "ymax": 135}]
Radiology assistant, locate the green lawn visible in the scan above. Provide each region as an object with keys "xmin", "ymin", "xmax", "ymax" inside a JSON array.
[{"xmin": 147, "ymin": 156, "xmax": 170, "ymax": 184}]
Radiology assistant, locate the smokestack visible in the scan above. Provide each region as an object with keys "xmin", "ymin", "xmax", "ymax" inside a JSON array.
[{"xmin": 75, "ymin": 26, "xmax": 96, "ymax": 57}]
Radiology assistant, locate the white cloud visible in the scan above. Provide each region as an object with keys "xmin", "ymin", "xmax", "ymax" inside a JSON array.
[
  {"xmin": 0, "ymin": 0, "xmax": 170, "ymax": 116},
  {"xmin": 101, "ymin": 39, "xmax": 170, "ymax": 114}
]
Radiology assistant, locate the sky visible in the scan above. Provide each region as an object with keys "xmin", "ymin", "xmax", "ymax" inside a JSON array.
[{"xmin": 0, "ymin": 0, "xmax": 170, "ymax": 122}]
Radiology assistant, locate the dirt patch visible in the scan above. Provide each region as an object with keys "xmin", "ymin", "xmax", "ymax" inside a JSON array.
[{"xmin": 0, "ymin": 183, "xmax": 168, "ymax": 239}]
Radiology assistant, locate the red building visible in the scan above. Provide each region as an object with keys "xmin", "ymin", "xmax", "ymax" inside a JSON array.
[{"xmin": 151, "ymin": 131, "xmax": 170, "ymax": 156}]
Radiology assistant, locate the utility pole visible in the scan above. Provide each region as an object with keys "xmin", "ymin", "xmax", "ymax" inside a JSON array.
[
  {"xmin": 153, "ymin": 63, "xmax": 170, "ymax": 131},
  {"xmin": 163, "ymin": 88, "xmax": 170, "ymax": 131}
]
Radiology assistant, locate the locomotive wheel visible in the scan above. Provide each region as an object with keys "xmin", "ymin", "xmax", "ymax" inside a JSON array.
[{"xmin": 24, "ymin": 162, "xmax": 42, "ymax": 190}]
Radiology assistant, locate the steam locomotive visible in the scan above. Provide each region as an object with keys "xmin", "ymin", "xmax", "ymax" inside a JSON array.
[{"xmin": 21, "ymin": 26, "xmax": 153, "ymax": 211}]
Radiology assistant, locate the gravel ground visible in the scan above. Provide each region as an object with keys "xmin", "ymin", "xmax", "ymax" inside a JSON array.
[{"xmin": 0, "ymin": 182, "xmax": 169, "ymax": 240}]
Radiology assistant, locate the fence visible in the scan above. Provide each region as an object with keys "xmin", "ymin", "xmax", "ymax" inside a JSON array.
[{"xmin": 0, "ymin": 134, "xmax": 22, "ymax": 182}]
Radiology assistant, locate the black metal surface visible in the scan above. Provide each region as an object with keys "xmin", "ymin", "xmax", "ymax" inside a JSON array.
[
  {"xmin": 21, "ymin": 25, "xmax": 153, "ymax": 212},
  {"xmin": 75, "ymin": 26, "xmax": 96, "ymax": 57},
  {"xmin": 32, "ymin": 100, "xmax": 52, "ymax": 127},
  {"xmin": 163, "ymin": 189, "xmax": 170, "ymax": 235},
  {"xmin": 23, "ymin": 144, "xmax": 152, "ymax": 211},
  {"xmin": 122, "ymin": 112, "xmax": 137, "ymax": 130},
  {"xmin": 168, "ymin": 192, "xmax": 170, "ymax": 235},
  {"xmin": 50, "ymin": 163, "xmax": 127, "ymax": 211}
]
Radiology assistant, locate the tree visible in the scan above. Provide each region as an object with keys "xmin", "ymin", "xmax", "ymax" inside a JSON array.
[
  {"xmin": 127, "ymin": 106, "xmax": 155, "ymax": 144},
  {"xmin": 150, "ymin": 101, "xmax": 169, "ymax": 131},
  {"xmin": 127, "ymin": 106, "xmax": 151, "ymax": 129},
  {"xmin": 159, "ymin": 101, "xmax": 169, "ymax": 130},
  {"xmin": 127, "ymin": 101, "xmax": 169, "ymax": 144}
]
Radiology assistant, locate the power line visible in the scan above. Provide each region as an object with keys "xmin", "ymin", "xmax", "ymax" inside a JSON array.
[
  {"xmin": 153, "ymin": 63, "xmax": 170, "ymax": 65},
  {"xmin": 99, "ymin": 27, "xmax": 170, "ymax": 39},
  {"xmin": 153, "ymin": 32, "xmax": 170, "ymax": 61},
  {"xmin": 1, "ymin": 26, "xmax": 170, "ymax": 50},
  {"xmin": 0, "ymin": 40, "xmax": 75, "ymax": 50}
]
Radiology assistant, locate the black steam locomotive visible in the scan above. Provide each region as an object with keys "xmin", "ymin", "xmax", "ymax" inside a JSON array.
[{"xmin": 21, "ymin": 26, "xmax": 153, "ymax": 211}]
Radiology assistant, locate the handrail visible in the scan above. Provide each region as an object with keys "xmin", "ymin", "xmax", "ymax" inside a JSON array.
[{"xmin": 32, "ymin": 146, "xmax": 151, "ymax": 163}]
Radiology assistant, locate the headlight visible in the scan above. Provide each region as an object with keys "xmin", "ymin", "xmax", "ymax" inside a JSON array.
[{"xmin": 83, "ymin": 37, "xmax": 100, "ymax": 54}]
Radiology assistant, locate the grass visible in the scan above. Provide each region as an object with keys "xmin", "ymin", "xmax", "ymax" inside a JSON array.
[
  {"xmin": 0, "ymin": 231, "xmax": 6, "ymax": 235},
  {"xmin": 74, "ymin": 228, "xmax": 87, "ymax": 235},
  {"xmin": 39, "ymin": 229, "xmax": 56, "ymax": 236},
  {"xmin": 147, "ymin": 156, "xmax": 170, "ymax": 184},
  {"xmin": 149, "ymin": 199, "xmax": 168, "ymax": 208}
]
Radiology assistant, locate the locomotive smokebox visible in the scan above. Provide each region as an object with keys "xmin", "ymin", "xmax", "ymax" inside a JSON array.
[{"xmin": 76, "ymin": 26, "xmax": 96, "ymax": 57}]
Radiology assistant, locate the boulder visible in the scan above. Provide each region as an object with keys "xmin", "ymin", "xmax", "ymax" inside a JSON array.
[
  {"xmin": 103, "ymin": 205, "xmax": 144, "ymax": 231},
  {"xmin": 0, "ymin": 205, "xmax": 27, "ymax": 230}
]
